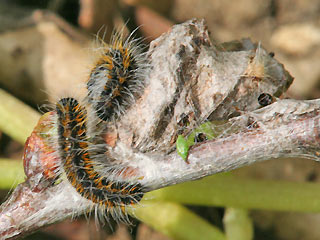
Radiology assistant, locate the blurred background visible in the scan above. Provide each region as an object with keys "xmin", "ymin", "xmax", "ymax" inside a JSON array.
[{"xmin": 1, "ymin": 0, "xmax": 320, "ymax": 239}]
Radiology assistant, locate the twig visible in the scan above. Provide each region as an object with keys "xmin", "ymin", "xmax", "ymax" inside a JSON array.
[
  {"xmin": 223, "ymin": 208, "xmax": 253, "ymax": 240},
  {"xmin": 134, "ymin": 202, "xmax": 226, "ymax": 240},
  {"xmin": 0, "ymin": 159, "xmax": 24, "ymax": 189},
  {"xmin": 138, "ymin": 99, "xmax": 320, "ymax": 190},
  {"xmin": 0, "ymin": 89, "xmax": 40, "ymax": 145},
  {"xmin": 148, "ymin": 173, "xmax": 320, "ymax": 212}
]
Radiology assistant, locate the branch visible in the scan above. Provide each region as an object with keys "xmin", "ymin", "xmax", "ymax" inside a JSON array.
[{"xmin": 136, "ymin": 98, "xmax": 320, "ymax": 190}]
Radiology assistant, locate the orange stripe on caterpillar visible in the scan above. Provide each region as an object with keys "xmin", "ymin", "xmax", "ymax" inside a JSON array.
[{"xmin": 56, "ymin": 97, "xmax": 144, "ymax": 208}]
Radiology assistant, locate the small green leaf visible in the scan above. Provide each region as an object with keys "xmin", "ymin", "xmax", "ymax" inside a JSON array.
[
  {"xmin": 186, "ymin": 122, "xmax": 216, "ymax": 144},
  {"xmin": 176, "ymin": 135, "xmax": 190, "ymax": 161},
  {"xmin": 177, "ymin": 122, "xmax": 218, "ymax": 162}
]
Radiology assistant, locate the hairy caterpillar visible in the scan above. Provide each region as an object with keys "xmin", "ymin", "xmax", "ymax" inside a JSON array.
[
  {"xmin": 87, "ymin": 30, "xmax": 148, "ymax": 121},
  {"xmin": 55, "ymin": 97, "xmax": 144, "ymax": 220},
  {"xmin": 52, "ymin": 27, "xmax": 149, "ymax": 223}
]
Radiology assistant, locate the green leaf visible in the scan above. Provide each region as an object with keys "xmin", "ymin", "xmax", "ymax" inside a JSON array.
[{"xmin": 176, "ymin": 135, "xmax": 190, "ymax": 161}]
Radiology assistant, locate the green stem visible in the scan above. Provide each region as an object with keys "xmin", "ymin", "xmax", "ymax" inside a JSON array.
[
  {"xmin": 0, "ymin": 159, "xmax": 25, "ymax": 189},
  {"xmin": 147, "ymin": 173, "xmax": 320, "ymax": 212},
  {"xmin": 134, "ymin": 201, "xmax": 226, "ymax": 240},
  {"xmin": 0, "ymin": 88, "xmax": 40, "ymax": 145},
  {"xmin": 223, "ymin": 208, "xmax": 253, "ymax": 240}
]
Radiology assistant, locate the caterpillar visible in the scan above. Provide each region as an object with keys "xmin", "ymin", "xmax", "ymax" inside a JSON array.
[
  {"xmin": 87, "ymin": 30, "xmax": 148, "ymax": 122},
  {"xmin": 53, "ymin": 27, "xmax": 149, "ymax": 222},
  {"xmin": 55, "ymin": 97, "xmax": 144, "ymax": 220}
]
